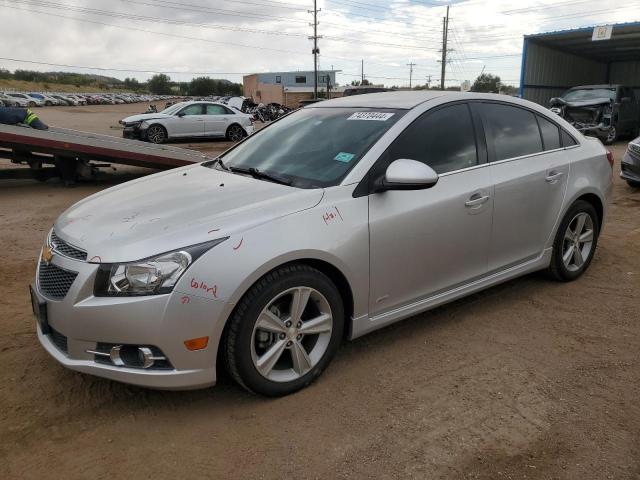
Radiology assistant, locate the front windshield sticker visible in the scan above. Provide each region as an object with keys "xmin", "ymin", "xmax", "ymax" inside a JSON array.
[
  {"xmin": 347, "ymin": 112, "xmax": 395, "ymax": 121},
  {"xmin": 334, "ymin": 152, "xmax": 355, "ymax": 163}
]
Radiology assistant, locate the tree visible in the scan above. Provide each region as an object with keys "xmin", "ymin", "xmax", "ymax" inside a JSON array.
[
  {"xmin": 0, "ymin": 68, "xmax": 11, "ymax": 79},
  {"xmin": 350, "ymin": 79, "xmax": 371, "ymax": 86},
  {"xmin": 148, "ymin": 74, "xmax": 172, "ymax": 95},
  {"xmin": 123, "ymin": 77, "xmax": 141, "ymax": 91},
  {"xmin": 471, "ymin": 73, "xmax": 501, "ymax": 93},
  {"xmin": 189, "ymin": 76, "xmax": 217, "ymax": 96}
]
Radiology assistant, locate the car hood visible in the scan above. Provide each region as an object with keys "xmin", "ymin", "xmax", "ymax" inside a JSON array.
[
  {"xmin": 121, "ymin": 113, "xmax": 172, "ymax": 124},
  {"xmin": 54, "ymin": 165, "xmax": 324, "ymax": 262},
  {"xmin": 550, "ymin": 97, "xmax": 612, "ymax": 108}
]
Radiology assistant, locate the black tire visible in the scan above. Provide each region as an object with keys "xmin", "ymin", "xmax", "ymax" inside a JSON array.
[
  {"xmin": 224, "ymin": 264, "xmax": 344, "ymax": 396},
  {"xmin": 548, "ymin": 200, "xmax": 600, "ymax": 282},
  {"xmin": 627, "ymin": 180, "xmax": 640, "ymax": 189},
  {"xmin": 28, "ymin": 101, "xmax": 36, "ymax": 108},
  {"xmin": 226, "ymin": 124, "xmax": 245, "ymax": 142},
  {"xmin": 603, "ymin": 125, "xmax": 617, "ymax": 145},
  {"xmin": 145, "ymin": 124, "xmax": 167, "ymax": 144}
]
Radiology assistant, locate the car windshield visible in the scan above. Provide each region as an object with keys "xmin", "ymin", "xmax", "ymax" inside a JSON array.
[
  {"xmin": 212, "ymin": 107, "xmax": 404, "ymax": 188},
  {"xmin": 161, "ymin": 103, "xmax": 187, "ymax": 115},
  {"xmin": 563, "ymin": 88, "xmax": 616, "ymax": 102}
]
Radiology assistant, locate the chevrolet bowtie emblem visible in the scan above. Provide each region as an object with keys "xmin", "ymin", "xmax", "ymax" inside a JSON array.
[{"xmin": 41, "ymin": 246, "xmax": 53, "ymax": 264}]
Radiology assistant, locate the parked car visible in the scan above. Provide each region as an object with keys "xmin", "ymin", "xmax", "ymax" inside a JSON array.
[
  {"xmin": 0, "ymin": 92, "xmax": 23, "ymax": 107},
  {"xmin": 119, "ymin": 101, "xmax": 254, "ymax": 143},
  {"xmin": 549, "ymin": 84, "xmax": 639, "ymax": 144},
  {"xmin": 32, "ymin": 92, "xmax": 612, "ymax": 396},
  {"xmin": 51, "ymin": 94, "xmax": 78, "ymax": 106},
  {"xmin": 621, "ymin": 136, "xmax": 640, "ymax": 188},
  {"xmin": 7, "ymin": 93, "xmax": 42, "ymax": 107},
  {"xmin": 27, "ymin": 93, "xmax": 57, "ymax": 106}
]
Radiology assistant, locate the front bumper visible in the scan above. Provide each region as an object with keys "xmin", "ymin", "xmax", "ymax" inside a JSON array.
[
  {"xmin": 122, "ymin": 125, "xmax": 143, "ymax": 140},
  {"xmin": 621, "ymin": 149, "xmax": 640, "ymax": 183},
  {"xmin": 33, "ymin": 252, "xmax": 226, "ymax": 390}
]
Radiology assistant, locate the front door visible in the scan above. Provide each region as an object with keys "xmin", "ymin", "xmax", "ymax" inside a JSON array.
[
  {"xmin": 167, "ymin": 103, "xmax": 206, "ymax": 137},
  {"xmin": 368, "ymin": 103, "xmax": 493, "ymax": 316},
  {"xmin": 474, "ymin": 102, "xmax": 569, "ymax": 272}
]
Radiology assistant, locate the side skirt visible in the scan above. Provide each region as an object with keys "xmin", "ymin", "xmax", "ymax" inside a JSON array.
[{"xmin": 349, "ymin": 248, "xmax": 552, "ymax": 340}]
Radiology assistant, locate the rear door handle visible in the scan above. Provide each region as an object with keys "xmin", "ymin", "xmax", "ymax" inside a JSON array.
[
  {"xmin": 545, "ymin": 171, "xmax": 564, "ymax": 182},
  {"xmin": 465, "ymin": 194, "xmax": 490, "ymax": 207}
]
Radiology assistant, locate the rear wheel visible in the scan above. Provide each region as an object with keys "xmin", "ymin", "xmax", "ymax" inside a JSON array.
[
  {"xmin": 145, "ymin": 124, "xmax": 167, "ymax": 144},
  {"xmin": 28, "ymin": 101, "xmax": 36, "ymax": 108},
  {"xmin": 224, "ymin": 264, "xmax": 344, "ymax": 396},
  {"xmin": 548, "ymin": 200, "xmax": 599, "ymax": 281},
  {"xmin": 226, "ymin": 124, "xmax": 245, "ymax": 142}
]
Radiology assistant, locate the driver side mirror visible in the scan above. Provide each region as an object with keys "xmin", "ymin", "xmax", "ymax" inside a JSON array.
[
  {"xmin": 374, "ymin": 159, "xmax": 439, "ymax": 193},
  {"xmin": 177, "ymin": 111, "xmax": 186, "ymax": 117}
]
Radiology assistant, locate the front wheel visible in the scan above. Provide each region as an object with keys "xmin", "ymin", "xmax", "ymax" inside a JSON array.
[
  {"xmin": 145, "ymin": 124, "xmax": 167, "ymax": 144},
  {"xmin": 603, "ymin": 125, "xmax": 617, "ymax": 145},
  {"xmin": 548, "ymin": 200, "xmax": 599, "ymax": 282},
  {"xmin": 224, "ymin": 264, "xmax": 344, "ymax": 396}
]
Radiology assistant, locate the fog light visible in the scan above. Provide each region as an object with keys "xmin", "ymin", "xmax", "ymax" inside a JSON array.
[{"xmin": 184, "ymin": 336, "xmax": 208, "ymax": 351}]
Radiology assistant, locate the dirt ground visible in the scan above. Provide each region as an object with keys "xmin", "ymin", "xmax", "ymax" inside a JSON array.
[{"xmin": 1, "ymin": 104, "xmax": 639, "ymax": 479}]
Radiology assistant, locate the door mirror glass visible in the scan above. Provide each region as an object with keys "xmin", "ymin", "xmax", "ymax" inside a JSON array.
[
  {"xmin": 177, "ymin": 111, "xmax": 186, "ymax": 117},
  {"xmin": 375, "ymin": 159, "xmax": 439, "ymax": 192}
]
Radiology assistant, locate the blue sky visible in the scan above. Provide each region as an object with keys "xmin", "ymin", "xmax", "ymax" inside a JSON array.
[{"xmin": 0, "ymin": 0, "xmax": 638, "ymax": 87}]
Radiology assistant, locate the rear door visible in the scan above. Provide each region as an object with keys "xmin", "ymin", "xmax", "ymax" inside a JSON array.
[
  {"xmin": 474, "ymin": 102, "xmax": 569, "ymax": 272},
  {"xmin": 204, "ymin": 104, "xmax": 230, "ymax": 136},
  {"xmin": 368, "ymin": 102, "xmax": 494, "ymax": 316}
]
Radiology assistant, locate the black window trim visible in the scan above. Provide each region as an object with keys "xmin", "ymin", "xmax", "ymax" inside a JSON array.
[
  {"xmin": 177, "ymin": 103, "xmax": 205, "ymax": 116},
  {"xmin": 469, "ymin": 100, "xmax": 580, "ymax": 166},
  {"xmin": 353, "ymin": 100, "xmax": 485, "ymax": 197}
]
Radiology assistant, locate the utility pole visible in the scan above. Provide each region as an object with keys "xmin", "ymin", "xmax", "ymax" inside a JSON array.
[
  {"xmin": 309, "ymin": 0, "xmax": 322, "ymax": 99},
  {"xmin": 407, "ymin": 62, "xmax": 416, "ymax": 89},
  {"xmin": 361, "ymin": 59, "xmax": 364, "ymax": 84},
  {"xmin": 440, "ymin": 5, "xmax": 450, "ymax": 90},
  {"xmin": 426, "ymin": 74, "xmax": 432, "ymax": 89}
]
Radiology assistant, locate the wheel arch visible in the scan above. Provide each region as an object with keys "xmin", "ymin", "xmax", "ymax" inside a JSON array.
[
  {"xmin": 145, "ymin": 122, "xmax": 168, "ymax": 140},
  {"xmin": 226, "ymin": 122, "xmax": 247, "ymax": 139},
  {"xmin": 218, "ymin": 255, "xmax": 356, "ymax": 357},
  {"xmin": 575, "ymin": 192, "xmax": 604, "ymax": 230}
]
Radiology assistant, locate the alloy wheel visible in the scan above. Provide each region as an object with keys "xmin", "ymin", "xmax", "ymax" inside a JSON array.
[
  {"xmin": 228, "ymin": 125, "xmax": 244, "ymax": 142},
  {"xmin": 562, "ymin": 212, "xmax": 594, "ymax": 272},
  {"xmin": 606, "ymin": 126, "xmax": 617, "ymax": 144},
  {"xmin": 251, "ymin": 287, "xmax": 333, "ymax": 383},
  {"xmin": 146, "ymin": 125, "xmax": 166, "ymax": 144}
]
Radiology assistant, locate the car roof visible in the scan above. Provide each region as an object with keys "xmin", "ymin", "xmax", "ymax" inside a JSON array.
[
  {"xmin": 569, "ymin": 84, "xmax": 619, "ymax": 89},
  {"xmin": 311, "ymin": 91, "xmax": 531, "ymax": 110}
]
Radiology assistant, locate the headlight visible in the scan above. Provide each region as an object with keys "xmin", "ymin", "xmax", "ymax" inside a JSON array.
[{"xmin": 94, "ymin": 238, "xmax": 227, "ymax": 296}]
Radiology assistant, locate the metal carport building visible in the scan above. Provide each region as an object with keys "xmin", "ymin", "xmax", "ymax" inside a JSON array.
[{"xmin": 520, "ymin": 22, "xmax": 640, "ymax": 106}]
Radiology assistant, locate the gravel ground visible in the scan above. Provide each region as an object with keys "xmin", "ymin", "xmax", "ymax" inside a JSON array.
[{"xmin": 1, "ymin": 104, "xmax": 639, "ymax": 479}]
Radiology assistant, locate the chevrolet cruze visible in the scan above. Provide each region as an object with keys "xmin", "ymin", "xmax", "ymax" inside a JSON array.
[{"xmin": 32, "ymin": 92, "xmax": 613, "ymax": 396}]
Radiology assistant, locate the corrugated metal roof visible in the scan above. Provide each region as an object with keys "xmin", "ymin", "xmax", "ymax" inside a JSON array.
[{"xmin": 525, "ymin": 22, "xmax": 640, "ymax": 62}]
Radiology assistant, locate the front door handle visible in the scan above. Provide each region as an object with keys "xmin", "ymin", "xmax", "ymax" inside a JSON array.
[
  {"xmin": 465, "ymin": 194, "xmax": 490, "ymax": 207},
  {"xmin": 545, "ymin": 171, "xmax": 564, "ymax": 183}
]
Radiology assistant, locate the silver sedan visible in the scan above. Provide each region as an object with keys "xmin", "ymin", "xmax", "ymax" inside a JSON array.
[{"xmin": 32, "ymin": 92, "xmax": 612, "ymax": 396}]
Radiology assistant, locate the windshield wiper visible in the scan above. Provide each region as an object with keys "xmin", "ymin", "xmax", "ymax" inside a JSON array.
[
  {"xmin": 216, "ymin": 157, "xmax": 230, "ymax": 171},
  {"xmin": 229, "ymin": 166, "xmax": 292, "ymax": 186}
]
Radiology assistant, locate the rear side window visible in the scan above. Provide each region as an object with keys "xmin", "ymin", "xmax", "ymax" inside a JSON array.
[
  {"xmin": 537, "ymin": 115, "xmax": 561, "ymax": 150},
  {"xmin": 206, "ymin": 104, "xmax": 226, "ymax": 115},
  {"xmin": 386, "ymin": 103, "xmax": 478, "ymax": 174},
  {"xmin": 479, "ymin": 103, "xmax": 543, "ymax": 161},
  {"xmin": 561, "ymin": 129, "xmax": 578, "ymax": 147}
]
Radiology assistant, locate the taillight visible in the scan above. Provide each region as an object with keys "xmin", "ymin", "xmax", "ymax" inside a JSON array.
[{"xmin": 606, "ymin": 150, "xmax": 614, "ymax": 169}]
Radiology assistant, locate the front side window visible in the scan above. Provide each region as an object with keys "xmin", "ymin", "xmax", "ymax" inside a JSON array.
[
  {"xmin": 563, "ymin": 88, "xmax": 616, "ymax": 102},
  {"xmin": 214, "ymin": 107, "xmax": 405, "ymax": 188},
  {"xmin": 385, "ymin": 103, "xmax": 478, "ymax": 174},
  {"xmin": 179, "ymin": 104, "xmax": 204, "ymax": 116},
  {"xmin": 479, "ymin": 103, "xmax": 543, "ymax": 161}
]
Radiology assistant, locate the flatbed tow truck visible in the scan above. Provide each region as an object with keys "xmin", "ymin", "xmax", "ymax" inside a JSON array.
[{"xmin": 0, "ymin": 124, "xmax": 209, "ymax": 184}]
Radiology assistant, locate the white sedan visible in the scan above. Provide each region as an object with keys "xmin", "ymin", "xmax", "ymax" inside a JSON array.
[{"xmin": 120, "ymin": 101, "xmax": 255, "ymax": 143}]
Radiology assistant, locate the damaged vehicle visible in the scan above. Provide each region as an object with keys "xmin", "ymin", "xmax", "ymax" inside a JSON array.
[
  {"xmin": 621, "ymin": 136, "xmax": 640, "ymax": 188},
  {"xmin": 120, "ymin": 101, "xmax": 254, "ymax": 144},
  {"xmin": 549, "ymin": 85, "xmax": 639, "ymax": 144}
]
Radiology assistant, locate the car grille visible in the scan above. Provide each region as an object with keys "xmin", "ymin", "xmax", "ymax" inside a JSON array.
[
  {"xmin": 51, "ymin": 230, "xmax": 87, "ymax": 261},
  {"xmin": 38, "ymin": 262, "xmax": 78, "ymax": 300},
  {"xmin": 49, "ymin": 328, "xmax": 68, "ymax": 354}
]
